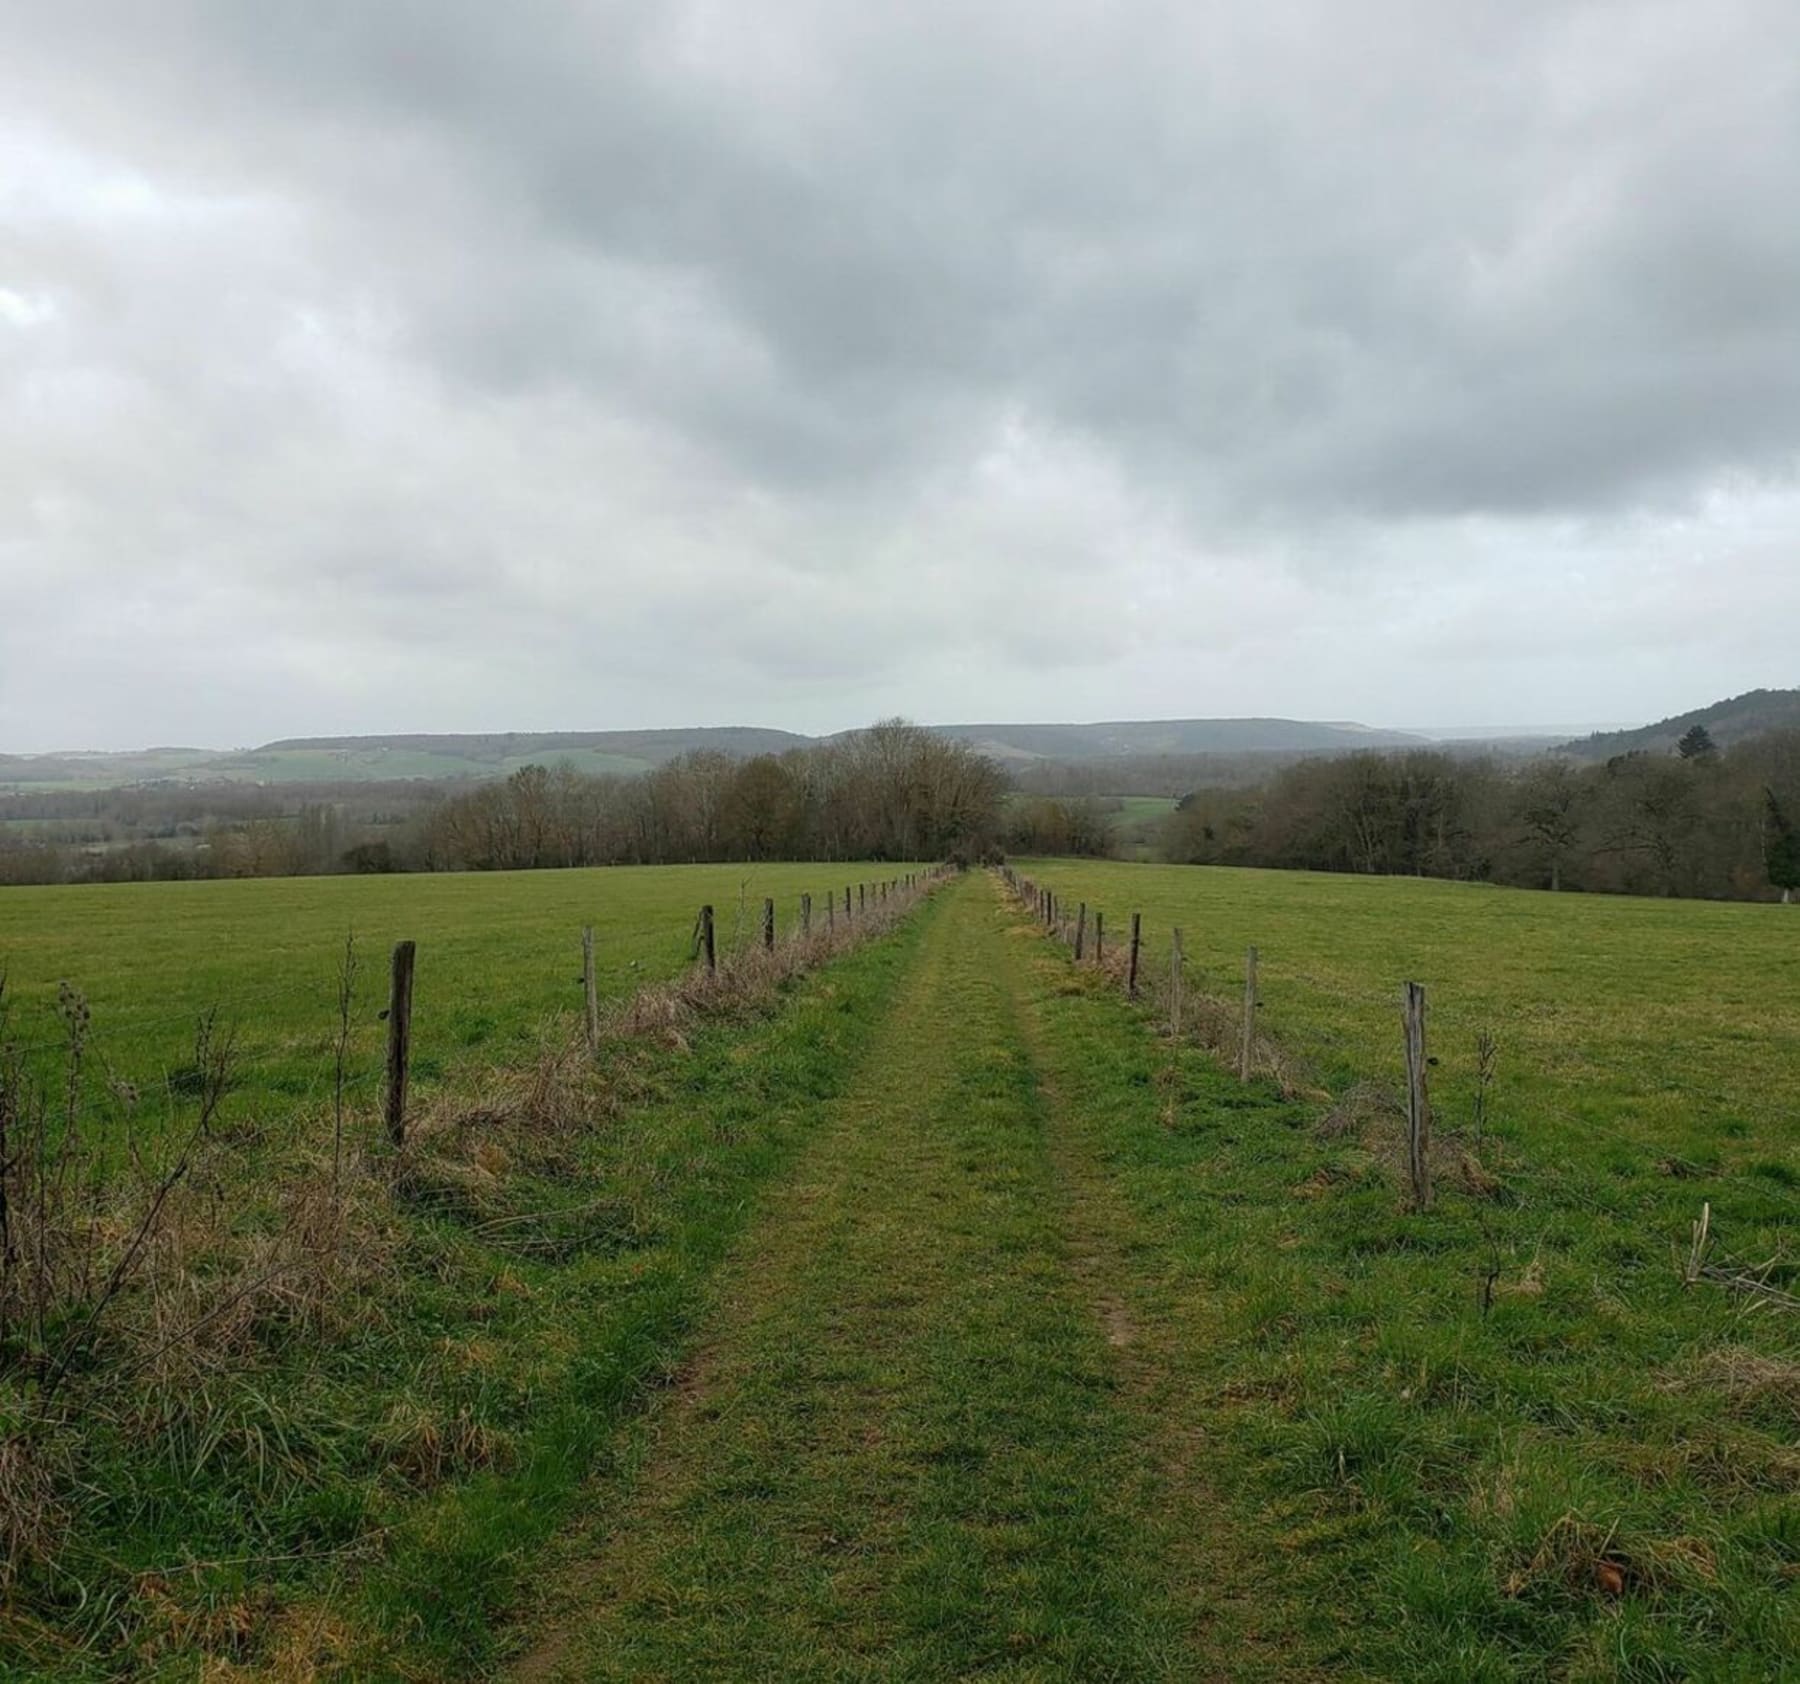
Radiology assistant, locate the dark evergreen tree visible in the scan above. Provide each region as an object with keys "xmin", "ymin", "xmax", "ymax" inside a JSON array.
[
  {"xmin": 1765, "ymin": 787, "xmax": 1800, "ymax": 903},
  {"xmin": 1677, "ymin": 723, "xmax": 1718, "ymax": 761}
]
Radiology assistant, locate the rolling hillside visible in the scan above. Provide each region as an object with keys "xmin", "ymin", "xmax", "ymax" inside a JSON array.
[
  {"xmin": 926, "ymin": 717, "xmax": 1423, "ymax": 761},
  {"xmin": 1561, "ymin": 686, "xmax": 1800, "ymax": 758},
  {"xmin": 0, "ymin": 728, "xmax": 814, "ymax": 788},
  {"xmin": 4, "ymin": 717, "xmax": 1426, "ymax": 789}
]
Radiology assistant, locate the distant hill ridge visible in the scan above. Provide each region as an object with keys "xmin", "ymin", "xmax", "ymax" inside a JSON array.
[
  {"xmin": 926, "ymin": 718, "xmax": 1423, "ymax": 761},
  {"xmin": 31, "ymin": 704, "xmax": 1772, "ymax": 790},
  {"xmin": 1, "ymin": 717, "xmax": 1434, "ymax": 787},
  {"xmin": 1560, "ymin": 688, "xmax": 1800, "ymax": 759},
  {"xmin": 256, "ymin": 727, "xmax": 813, "ymax": 763}
]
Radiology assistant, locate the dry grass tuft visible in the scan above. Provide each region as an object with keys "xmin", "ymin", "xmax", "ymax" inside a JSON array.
[
  {"xmin": 0, "ymin": 1429, "xmax": 66, "ymax": 1593},
  {"xmin": 1318, "ymin": 1081, "xmax": 1403, "ymax": 1140},
  {"xmin": 378, "ymin": 1400, "xmax": 511, "ymax": 1489},
  {"xmin": 194, "ymin": 1603, "xmax": 363, "ymax": 1682},
  {"xmin": 1504, "ymin": 1512, "xmax": 1718, "ymax": 1601},
  {"xmin": 1664, "ymin": 1346, "xmax": 1800, "ymax": 1425}
]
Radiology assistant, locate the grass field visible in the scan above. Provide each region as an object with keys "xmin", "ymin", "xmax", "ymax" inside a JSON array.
[
  {"xmin": 1106, "ymin": 794, "xmax": 1181, "ymax": 826},
  {"xmin": 0, "ymin": 863, "xmax": 916, "ymax": 1134},
  {"xmin": 1008, "ymin": 859, "xmax": 1800, "ymax": 1675},
  {"xmin": 1017, "ymin": 857, "xmax": 1800, "ymax": 1182},
  {"xmin": 3, "ymin": 864, "xmax": 1796, "ymax": 1678},
  {"xmin": 1104, "ymin": 794, "xmax": 1178, "ymax": 860},
  {"xmin": 0, "ymin": 870, "xmax": 940, "ymax": 1679}
]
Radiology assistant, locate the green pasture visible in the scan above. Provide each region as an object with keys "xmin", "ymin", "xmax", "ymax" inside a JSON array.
[
  {"xmin": 1017, "ymin": 858, "xmax": 1800, "ymax": 1182},
  {"xmin": 1105, "ymin": 793, "xmax": 1180, "ymax": 826},
  {"xmin": 0, "ymin": 863, "xmax": 914, "ymax": 1130},
  {"xmin": 1103, "ymin": 793, "xmax": 1177, "ymax": 860}
]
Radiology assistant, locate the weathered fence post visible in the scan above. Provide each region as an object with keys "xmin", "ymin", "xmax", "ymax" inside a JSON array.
[
  {"xmin": 1403, "ymin": 981, "xmax": 1433, "ymax": 1209},
  {"xmin": 844, "ymin": 885, "xmax": 852, "ymax": 920},
  {"xmin": 1127, "ymin": 913, "xmax": 1142, "ymax": 998},
  {"xmin": 827, "ymin": 892, "xmax": 835, "ymax": 932},
  {"xmin": 1094, "ymin": 910, "xmax": 1104, "ymax": 966},
  {"xmin": 1170, "ymin": 927, "xmax": 1184, "ymax": 1037},
  {"xmin": 1074, "ymin": 901, "xmax": 1087, "ymax": 961},
  {"xmin": 801, "ymin": 892, "xmax": 812, "ymax": 937},
  {"xmin": 385, "ymin": 939, "xmax": 415, "ymax": 1147},
  {"xmin": 762, "ymin": 896, "xmax": 775, "ymax": 951},
  {"xmin": 860, "ymin": 883, "xmax": 866, "ymax": 913},
  {"xmin": 581, "ymin": 926, "xmax": 599, "ymax": 1056},
  {"xmin": 1238, "ymin": 945, "xmax": 1259, "ymax": 1082},
  {"xmin": 700, "ymin": 904, "xmax": 716, "ymax": 974}
]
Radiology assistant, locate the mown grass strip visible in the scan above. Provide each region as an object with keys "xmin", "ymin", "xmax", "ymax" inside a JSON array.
[{"xmin": 512, "ymin": 876, "xmax": 1218, "ymax": 1682}]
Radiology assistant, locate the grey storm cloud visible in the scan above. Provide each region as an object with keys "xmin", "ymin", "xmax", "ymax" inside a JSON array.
[{"xmin": 1, "ymin": 0, "xmax": 1797, "ymax": 749}]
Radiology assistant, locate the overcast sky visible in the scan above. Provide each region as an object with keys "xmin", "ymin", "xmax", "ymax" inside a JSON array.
[{"xmin": 3, "ymin": 1, "xmax": 1797, "ymax": 751}]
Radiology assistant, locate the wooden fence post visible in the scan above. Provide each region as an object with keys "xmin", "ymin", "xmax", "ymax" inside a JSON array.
[
  {"xmin": 1170, "ymin": 927, "xmax": 1184, "ymax": 1037},
  {"xmin": 701, "ymin": 904, "xmax": 716, "ymax": 974},
  {"xmin": 1074, "ymin": 902, "xmax": 1087, "ymax": 961},
  {"xmin": 844, "ymin": 886, "xmax": 852, "ymax": 920},
  {"xmin": 385, "ymin": 939, "xmax": 415, "ymax": 1147},
  {"xmin": 801, "ymin": 892, "xmax": 812, "ymax": 937},
  {"xmin": 1403, "ymin": 981, "xmax": 1433, "ymax": 1210},
  {"xmin": 860, "ymin": 883, "xmax": 866, "ymax": 913},
  {"xmin": 1127, "ymin": 913, "xmax": 1142, "ymax": 998},
  {"xmin": 827, "ymin": 892, "xmax": 835, "ymax": 932},
  {"xmin": 1239, "ymin": 946, "xmax": 1259, "ymax": 1082},
  {"xmin": 762, "ymin": 896, "xmax": 775, "ymax": 951},
  {"xmin": 1094, "ymin": 910, "xmax": 1104, "ymax": 966},
  {"xmin": 581, "ymin": 926, "xmax": 599, "ymax": 1057}
]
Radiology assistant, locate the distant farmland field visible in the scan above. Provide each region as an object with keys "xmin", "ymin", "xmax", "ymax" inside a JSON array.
[
  {"xmin": 1104, "ymin": 793, "xmax": 1177, "ymax": 859},
  {"xmin": 0, "ymin": 862, "xmax": 913, "ymax": 1130}
]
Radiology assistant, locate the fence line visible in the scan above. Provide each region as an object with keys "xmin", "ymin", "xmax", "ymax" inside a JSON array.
[
  {"xmin": 998, "ymin": 862, "xmax": 1446, "ymax": 1199},
  {"xmin": 3, "ymin": 868, "xmax": 959, "ymax": 1148}
]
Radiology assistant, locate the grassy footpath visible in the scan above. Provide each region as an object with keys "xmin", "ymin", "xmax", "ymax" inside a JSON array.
[
  {"xmin": 1000, "ymin": 873, "xmax": 1799, "ymax": 1679},
  {"xmin": 14, "ymin": 866, "xmax": 1793, "ymax": 1676},
  {"xmin": 509, "ymin": 873, "xmax": 1300, "ymax": 1681},
  {"xmin": 2, "ymin": 889, "xmax": 937, "ymax": 1679},
  {"xmin": 512, "ymin": 872, "xmax": 1795, "ymax": 1678}
]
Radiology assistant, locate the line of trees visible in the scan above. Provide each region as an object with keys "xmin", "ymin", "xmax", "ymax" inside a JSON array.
[
  {"xmin": 1163, "ymin": 728, "xmax": 1800, "ymax": 902},
  {"xmin": 416, "ymin": 721, "xmax": 1005, "ymax": 870},
  {"xmin": 0, "ymin": 722, "xmax": 1007, "ymax": 885}
]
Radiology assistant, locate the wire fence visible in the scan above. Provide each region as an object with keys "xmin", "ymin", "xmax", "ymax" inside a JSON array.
[
  {"xmin": 0, "ymin": 868, "xmax": 954, "ymax": 1149},
  {"xmin": 998, "ymin": 864, "xmax": 1800, "ymax": 1225}
]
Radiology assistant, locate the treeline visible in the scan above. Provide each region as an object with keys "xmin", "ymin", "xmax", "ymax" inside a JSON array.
[
  {"xmin": 1010, "ymin": 749, "xmax": 1318, "ymax": 798},
  {"xmin": 0, "ymin": 723, "xmax": 1005, "ymax": 884},
  {"xmin": 418, "ymin": 722, "xmax": 1003, "ymax": 868},
  {"xmin": 0, "ymin": 804, "xmax": 393, "ymax": 886},
  {"xmin": 1164, "ymin": 729, "xmax": 1800, "ymax": 902},
  {"xmin": 1001, "ymin": 796, "xmax": 1117, "ymax": 857}
]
